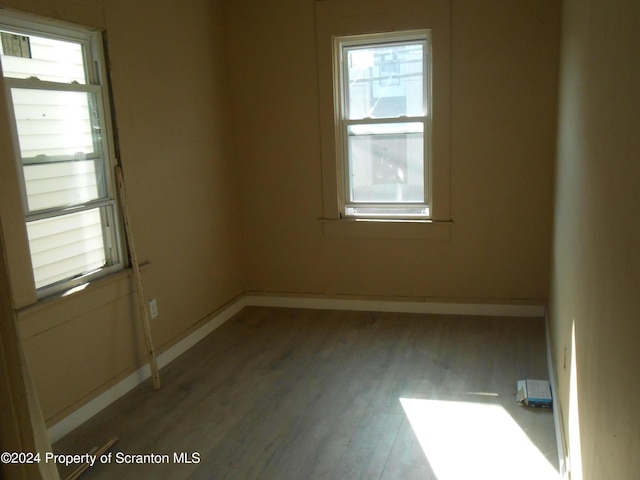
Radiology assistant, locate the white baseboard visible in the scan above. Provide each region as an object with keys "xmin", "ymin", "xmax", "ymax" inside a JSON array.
[
  {"xmin": 545, "ymin": 311, "xmax": 569, "ymax": 479},
  {"xmin": 48, "ymin": 294, "xmax": 545, "ymax": 443},
  {"xmin": 245, "ymin": 294, "xmax": 546, "ymax": 317}
]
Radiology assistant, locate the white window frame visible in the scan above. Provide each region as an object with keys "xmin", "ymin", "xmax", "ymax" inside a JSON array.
[
  {"xmin": 334, "ymin": 30, "xmax": 432, "ymax": 220},
  {"xmin": 0, "ymin": 11, "xmax": 124, "ymax": 298}
]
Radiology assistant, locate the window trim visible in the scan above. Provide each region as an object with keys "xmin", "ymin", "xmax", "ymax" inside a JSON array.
[
  {"xmin": 333, "ymin": 30, "xmax": 432, "ymax": 220},
  {"xmin": 315, "ymin": 0, "xmax": 451, "ymax": 236},
  {"xmin": 0, "ymin": 11, "xmax": 125, "ymax": 299}
]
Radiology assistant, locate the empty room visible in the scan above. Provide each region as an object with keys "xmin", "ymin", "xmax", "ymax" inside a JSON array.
[{"xmin": 0, "ymin": 0, "xmax": 638, "ymax": 479}]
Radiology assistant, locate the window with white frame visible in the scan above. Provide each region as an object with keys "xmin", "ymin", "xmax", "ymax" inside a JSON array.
[
  {"xmin": 0, "ymin": 13, "xmax": 123, "ymax": 296},
  {"xmin": 334, "ymin": 30, "xmax": 431, "ymax": 219}
]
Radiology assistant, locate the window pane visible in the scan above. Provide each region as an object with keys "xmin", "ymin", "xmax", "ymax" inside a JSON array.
[
  {"xmin": 348, "ymin": 123, "xmax": 424, "ymax": 203},
  {"xmin": 0, "ymin": 31, "xmax": 86, "ymax": 83},
  {"xmin": 11, "ymin": 88, "xmax": 101, "ymax": 159},
  {"xmin": 23, "ymin": 160, "xmax": 103, "ymax": 211},
  {"xmin": 26, "ymin": 208, "xmax": 108, "ymax": 289},
  {"xmin": 346, "ymin": 42, "xmax": 424, "ymax": 119}
]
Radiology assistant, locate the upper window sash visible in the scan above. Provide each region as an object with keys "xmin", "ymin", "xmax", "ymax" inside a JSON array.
[
  {"xmin": 4, "ymin": 81, "xmax": 112, "ymax": 216},
  {"xmin": 339, "ymin": 35, "xmax": 429, "ymax": 122},
  {"xmin": 1, "ymin": 22, "xmax": 114, "ymax": 219}
]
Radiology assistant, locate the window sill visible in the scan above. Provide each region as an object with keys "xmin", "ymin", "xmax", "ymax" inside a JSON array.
[
  {"xmin": 320, "ymin": 218, "xmax": 451, "ymax": 240},
  {"xmin": 17, "ymin": 262, "xmax": 150, "ymax": 319},
  {"xmin": 17, "ymin": 262, "xmax": 153, "ymax": 339}
]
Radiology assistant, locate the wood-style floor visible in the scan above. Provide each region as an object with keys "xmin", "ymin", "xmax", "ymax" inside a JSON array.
[{"xmin": 53, "ymin": 307, "xmax": 559, "ymax": 479}]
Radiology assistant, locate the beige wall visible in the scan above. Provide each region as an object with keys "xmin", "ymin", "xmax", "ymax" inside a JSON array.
[
  {"xmin": 0, "ymin": 0, "xmax": 244, "ymax": 423},
  {"xmin": 225, "ymin": 0, "xmax": 560, "ymax": 302},
  {"xmin": 550, "ymin": 0, "xmax": 640, "ymax": 478}
]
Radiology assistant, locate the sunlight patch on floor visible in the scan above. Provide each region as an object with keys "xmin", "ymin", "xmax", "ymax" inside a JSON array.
[{"xmin": 400, "ymin": 398, "xmax": 558, "ymax": 480}]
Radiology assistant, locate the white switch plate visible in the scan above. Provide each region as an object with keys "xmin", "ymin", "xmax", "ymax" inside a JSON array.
[{"xmin": 149, "ymin": 298, "xmax": 159, "ymax": 318}]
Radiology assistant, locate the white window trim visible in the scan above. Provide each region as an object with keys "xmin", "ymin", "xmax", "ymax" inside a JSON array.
[
  {"xmin": 334, "ymin": 30, "xmax": 432, "ymax": 220},
  {"xmin": 0, "ymin": 11, "xmax": 124, "ymax": 299},
  {"xmin": 315, "ymin": 0, "xmax": 451, "ymax": 238}
]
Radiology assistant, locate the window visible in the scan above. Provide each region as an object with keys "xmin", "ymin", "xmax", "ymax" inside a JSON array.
[
  {"xmin": 315, "ymin": 0, "xmax": 451, "ymax": 238},
  {"xmin": 335, "ymin": 30, "xmax": 431, "ymax": 219},
  {"xmin": 0, "ymin": 13, "xmax": 123, "ymax": 296}
]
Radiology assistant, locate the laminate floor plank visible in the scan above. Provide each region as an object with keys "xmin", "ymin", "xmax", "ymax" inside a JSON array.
[
  {"xmin": 331, "ymin": 411, "xmax": 405, "ymax": 480},
  {"xmin": 53, "ymin": 307, "xmax": 558, "ymax": 479},
  {"xmin": 380, "ymin": 418, "xmax": 438, "ymax": 480}
]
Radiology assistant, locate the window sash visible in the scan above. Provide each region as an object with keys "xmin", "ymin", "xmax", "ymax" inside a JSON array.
[{"xmin": 6, "ymin": 82, "xmax": 111, "ymax": 215}]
